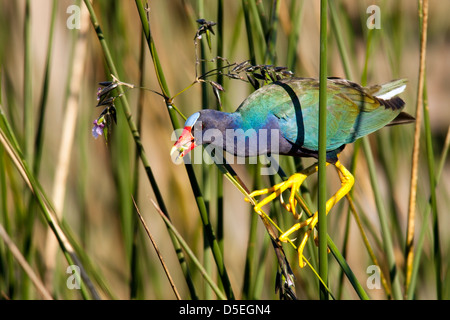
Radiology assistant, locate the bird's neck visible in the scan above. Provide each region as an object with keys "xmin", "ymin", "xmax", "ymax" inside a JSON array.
[
  {"xmin": 198, "ymin": 109, "xmax": 242, "ymax": 150},
  {"xmin": 201, "ymin": 109, "xmax": 242, "ymax": 132},
  {"xmin": 199, "ymin": 109, "xmax": 276, "ymax": 157}
]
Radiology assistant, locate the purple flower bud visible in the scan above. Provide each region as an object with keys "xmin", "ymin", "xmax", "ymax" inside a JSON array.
[{"xmin": 92, "ymin": 119, "xmax": 105, "ymax": 139}]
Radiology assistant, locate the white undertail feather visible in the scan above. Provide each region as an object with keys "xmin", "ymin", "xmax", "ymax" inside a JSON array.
[
  {"xmin": 371, "ymin": 79, "xmax": 407, "ymax": 100},
  {"xmin": 375, "ymin": 84, "xmax": 407, "ymax": 100}
]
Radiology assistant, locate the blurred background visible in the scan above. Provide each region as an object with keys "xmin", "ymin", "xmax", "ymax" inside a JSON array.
[{"xmin": 0, "ymin": 0, "xmax": 449, "ymax": 300}]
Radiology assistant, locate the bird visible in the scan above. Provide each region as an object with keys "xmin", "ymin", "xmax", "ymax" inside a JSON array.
[{"xmin": 171, "ymin": 77, "xmax": 414, "ymax": 267}]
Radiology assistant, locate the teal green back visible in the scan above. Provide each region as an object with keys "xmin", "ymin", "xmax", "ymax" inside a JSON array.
[{"xmin": 235, "ymin": 78, "xmax": 403, "ymax": 152}]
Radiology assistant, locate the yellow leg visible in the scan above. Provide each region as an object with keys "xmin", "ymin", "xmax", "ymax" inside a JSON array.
[
  {"xmin": 247, "ymin": 162, "xmax": 323, "ymax": 219},
  {"xmin": 278, "ymin": 160, "xmax": 355, "ymax": 267}
]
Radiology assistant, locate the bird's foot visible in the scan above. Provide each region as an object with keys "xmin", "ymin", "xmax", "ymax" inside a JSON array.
[
  {"xmin": 246, "ymin": 172, "xmax": 310, "ymax": 219},
  {"xmin": 278, "ymin": 216, "xmax": 315, "ymax": 267},
  {"xmin": 278, "ymin": 213, "xmax": 330, "ymax": 267},
  {"xmin": 246, "ymin": 160, "xmax": 354, "ymax": 268}
]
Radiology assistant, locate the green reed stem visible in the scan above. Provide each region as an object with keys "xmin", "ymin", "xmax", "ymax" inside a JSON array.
[
  {"xmin": 216, "ymin": 0, "xmax": 224, "ymax": 254},
  {"xmin": 242, "ymin": 165, "xmax": 260, "ymax": 299},
  {"xmin": 423, "ymin": 82, "xmax": 442, "ymax": 300},
  {"xmin": 317, "ymin": 0, "xmax": 328, "ymax": 300},
  {"xmin": 22, "ymin": 0, "xmax": 32, "ymax": 298},
  {"xmin": 214, "ymin": 0, "xmax": 226, "ymax": 296},
  {"xmin": 130, "ymin": 31, "xmax": 147, "ymax": 300},
  {"xmin": 23, "ymin": 0, "xmax": 32, "ymax": 166},
  {"xmin": 196, "ymin": 0, "xmax": 213, "ymax": 300}
]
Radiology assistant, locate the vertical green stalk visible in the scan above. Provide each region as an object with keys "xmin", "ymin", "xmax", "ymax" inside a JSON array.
[
  {"xmin": 242, "ymin": 165, "xmax": 260, "ymax": 299},
  {"xmin": 130, "ymin": 31, "xmax": 147, "ymax": 300},
  {"xmin": 22, "ymin": 0, "xmax": 33, "ymax": 299},
  {"xmin": 216, "ymin": 0, "xmax": 224, "ymax": 88},
  {"xmin": 216, "ymin": 0, "xmax": 224, "ymax": 254},
  {"xmin": 23, "ymin": 0, "xmax": 32, "ymax": 165},
  {"xmin": 214, "ymin": 0, "xmax": 226, "ymax": 297},
  {"xmin": 422, "ymin": 81, "xmax": 441, "ymax": 299},
  {"xmin": 196, "ymin": 0, "xmax": 213, "ymax": 300},
  {"xmin": 106, "ymin": 0, "xmax": 135, "ymax": 268},
  {"xmin": 317, "ymin": 0, "xmax": 328, "ymax": 300}
]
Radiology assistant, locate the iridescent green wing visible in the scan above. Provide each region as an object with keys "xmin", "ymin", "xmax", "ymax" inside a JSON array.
[
  {"xmin": 329, "ymin": 78, "xmax": 405, "ymax": 141},
  {"xmin": 271, "ymin": 78, "xmax": 403, "ymax": 151}
]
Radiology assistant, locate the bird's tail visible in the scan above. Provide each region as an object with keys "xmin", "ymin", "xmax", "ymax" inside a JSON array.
[
  {"xmin": 367, "ymin": 79, "xmax": 408, "ymax": 111},
  {"xmin": 367, "ymin": 79, "xmax": 407, "ymax": 100},
  {"xmin": 387, "ymin": 111, "xmax": 416, "ymax": 126},
  {"xmin": 368, "ymin": 79, "xmax": 415, "ymax": 126}
]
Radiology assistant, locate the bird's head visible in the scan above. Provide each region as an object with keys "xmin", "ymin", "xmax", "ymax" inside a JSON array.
[{"xmin": 171, "ymin": 112, "xmax": 201, "ymax": 162}]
